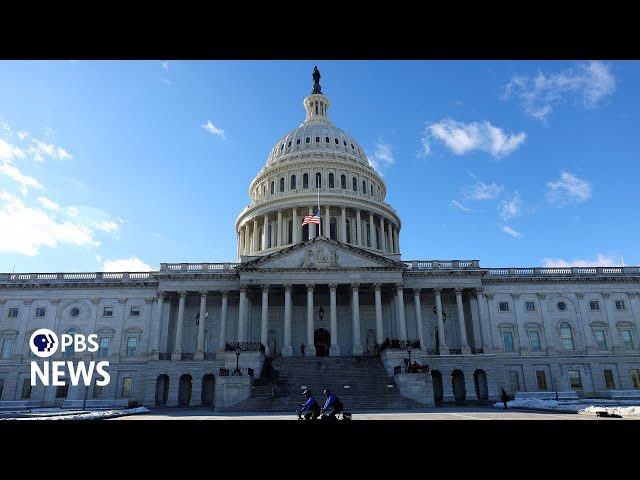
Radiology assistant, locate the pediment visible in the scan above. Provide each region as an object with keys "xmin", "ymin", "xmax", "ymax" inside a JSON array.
[{"xmin": 239, "ymin": 237, "xmax": 406, "ymax": 271}]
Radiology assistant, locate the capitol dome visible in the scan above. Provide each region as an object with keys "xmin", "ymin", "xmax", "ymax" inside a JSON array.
[{"xmin": 235, "ymin": 67, "xmax": 402, "ymax": 260}]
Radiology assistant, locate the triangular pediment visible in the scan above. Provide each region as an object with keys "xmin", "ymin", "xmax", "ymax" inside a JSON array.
[{"xmin": 238, "ymin": 237, "xmax": 406, "ymax": 271}]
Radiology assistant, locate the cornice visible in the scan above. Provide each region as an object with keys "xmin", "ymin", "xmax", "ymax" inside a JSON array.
[
  {"xmin": 482, "ymin": 276, "xmax": 640, "ymax": 285},
  {"xmin": 0, "ymin": 281, "xmax": 159, "ymax": 290}
]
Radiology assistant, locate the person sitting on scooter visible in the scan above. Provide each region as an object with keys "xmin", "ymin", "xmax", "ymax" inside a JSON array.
[
  {"xmin": 321, "ymin": 388, "xmax": 343, "ymax": 420},
  {"xmin": 298, "ymin": 389, "xmax": 321, "ymax": 420}
]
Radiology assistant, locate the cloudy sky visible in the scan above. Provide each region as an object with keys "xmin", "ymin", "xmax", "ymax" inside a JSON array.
[{"xmin": 0, "ymin": 60, "xmax": 637, "ymax": 272}]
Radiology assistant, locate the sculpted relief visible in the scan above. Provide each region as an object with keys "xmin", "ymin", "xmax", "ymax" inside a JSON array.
[{"xmin": 300, "ymin": 245, "xmax": 339, "ymax": 269}]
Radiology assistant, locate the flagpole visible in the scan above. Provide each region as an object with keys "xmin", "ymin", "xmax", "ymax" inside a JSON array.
[{"xmin": 317, "ymin": 181, "xmax": 321, "ymax": 237}]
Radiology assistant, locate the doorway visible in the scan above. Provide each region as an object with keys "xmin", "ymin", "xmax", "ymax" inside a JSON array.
[
  {"xmin": 201, "ymin": 374, "xmax": 215, "ymax": 406},
  {"xmin": 452, "ymin": 370, "xmax": 466, "ymax": 401},
  {"xmin": 314, "ymin": 328, "xmax": 330, "ymax": 356},
  {"xmin": 474, "ymin": 369, "xmax": 488, "ymax": 400},
  {"xmin": 155, "ymin": 374, "xmax": 169, "ymax": 406},
  {"xmin": 178, "ymin": 374, "xmax": 192, "ymax": 407},
  {"xmin": 431, "ymin": 370, "xmax": 443, "ymax": 402}
]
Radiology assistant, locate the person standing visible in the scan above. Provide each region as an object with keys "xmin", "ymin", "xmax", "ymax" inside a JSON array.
[
  {"xmin": 300, "ymin": 343, "xmax": 305, "ymax": 357},
  {"xmin": 501, "ymin": 388, "xmax": 509, "ymax": 409}
]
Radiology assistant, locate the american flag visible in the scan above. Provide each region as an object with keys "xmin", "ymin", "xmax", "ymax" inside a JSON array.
[{"xmin": 302, "ymin": 211, "xmax": 321, "ymax": 226}]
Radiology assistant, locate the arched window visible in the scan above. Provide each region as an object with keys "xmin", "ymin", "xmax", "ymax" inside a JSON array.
[
  {"xmin": 267, "ymin": 224, "xmax": 272, "ymax": 249},
  {"xmin": 65, "ymin": 328, "xmax": 79, "ymax": 358},
  {"xmin": 370, "ymin": 184, "xmax": 374, "ymax": 195},
  {"xmin": 362, "ymin": 180, "xmax": 366, "ymax": 193},
  {"xmin": 343, "ymin": 140, "xmax": 347, "ymax": 146},
  {"xmin": 325, "ymin": 136, "xmax": 330, "ymax": 143},
  {"xmin": 303, "ymin": 173, "xmax": 309, "ymax": 189},
  {"xmin": 270, "ymin": 181, "xmax": 274, "ymax": 195},
  {"xmin": 297, "ymin": 138, "xmax": 301, "ymax": 145},
  {"xmin": 352, "ymin": 177, "xmax": 357, "ymax": 191},
  {"xmin": 330, "ymin": 217, "xmax": 337, "ymax": 240},
  {"xmin": 335, "ymin": 138, "xmax": 339, "ymax": 144},
  {"xmin": 279, "ymin": 177, "xmax": 285, "ymax": 192},
  {"xmin": 345, "ymin": 219, "xmax": 351, "ymax": 244},
  {"xmin": 305, "ymin": 137, "xmax": 310, "ymax": 144},
  {"xmin": 341, "ymin": 174, "xmax": 346, "ymax": 189},
  {"xmin": 290, "ymin": 175, "xmax": 296, "ymax": 190},
  {"xmin": 560, "ymin": 322, "xmax": 575, "ymax": 350},
  {"xmin": 315, "ymin": 136, "xmax": 320, "ymax": 143},
  {"xmin": 280, "ymin": 144, "xmax": 284, "ymax": 151},
  {"xmin": 287, "ymin": 141, "xmax": 292, "ymax": 148},
  {"xmin": 328, "ymin": 173, "xmax": 334, "ymax": 188},
  {"xmin": 315, "ymin": 172, "xmax": 322, "ymax": 188}
]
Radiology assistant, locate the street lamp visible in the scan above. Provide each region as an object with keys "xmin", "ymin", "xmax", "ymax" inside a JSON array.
[
  {"xmin": 318, "ymin": 304, "xmax": 325, "ymax": 321},
  {"xmin": 552, "ymin": 373, "xmax": 559, "ymax": 401},
  {"xmin": 232, "ymin": 347, "xmax": 242, "ymax": 375}
]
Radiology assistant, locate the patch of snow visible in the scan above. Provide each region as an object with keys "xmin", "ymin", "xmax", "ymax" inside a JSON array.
[
  {"xmin": 5, "ymin": 406, "xmax": 150, "ymax": 420},
  {"xmin": 493, "ymin": 398, "xmax": 640, "ymax": 416}
]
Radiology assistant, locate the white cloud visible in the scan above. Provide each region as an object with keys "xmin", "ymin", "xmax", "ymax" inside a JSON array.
[
  {"xmin": 117, "ymin": 215, "xmax": 125, "ymax": 224},
  {"xmin": 499, "ymin": 224, "xmax": 522, "ymax": 238},
  {"xmin": 0, "ymin": 162, "xmax": 43, "ymax": 191},
  {"xmin": 545, "ymin": 171, "xmax": 591, "ymax": 207},
  {"xmin": 96, "ymin": 255, "xmax": 102, "ymax": 262},
  {"xmin": 463, "ymin": 180, "xmax": 504, "ymax": 201},
  {"xmin": 497, "ymin": 192, "xmax": 522, "ymax": 221},
  {"xmin": 422, "ymin": 119, "xmax": 525, "ymax": 158},
  {"xmin": 103, "ymin": 256, "xmax": 155, "ymax": 272},
  {"xmin": 162, "ymin": 61, "xmax": 169, "ymax": 71},
  {"xmin": 44, "ymin": 125, "xmax": 55, "ymax": 137},
  {"xmin": 0, "ymin": 122, "xmax": 10, "ymax": 134},
  {"xmin": 0, "ymin": 138, "xmax": 25, "ymax": 160},
  {"xmin": 503, "ymin": 61, "xmax": 616, "ymax": 122},
  {"xmin": 95, "ymin": 220, "xmax": 119, "ymax": 233},
  {"xmin": 0, "ymin": 190, "xmax": 100, "ymax": 256},
  {"xmin": 67, "ymin": 207, "xmax": 79, "ymax": 217},
  {"xmin": 28, "ymin": 139, "xmax": 73, "ymax": 162},
  {"xmin": 450, "ymin": 200, "xmax": 471, "ymax": 212},
  {"xmin": 367, "ymin": 141, "xmax": 395, "ymax": 173},
  {"xmin": 541, "ymin": 254, "xmax": 620, "ymax": 268},
  {"xmin": 202, "ymin": 120, "xmax": 225, "ymax": 139},
  {"xmin": 17, "ymin": 131, "xmax": 28, "ymax": 141},
  {"xmin": 37, "ymin": 196, "xmax": 60, "ymax": 212}
]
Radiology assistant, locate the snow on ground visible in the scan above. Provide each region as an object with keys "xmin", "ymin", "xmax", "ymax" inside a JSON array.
[
  {"xmin": 493, "ymin": 398, "xmax": 640, "ymax": 416},
  {"xmin": 3, "ymin": 406, "xmax": 150, "ymax": 420}
]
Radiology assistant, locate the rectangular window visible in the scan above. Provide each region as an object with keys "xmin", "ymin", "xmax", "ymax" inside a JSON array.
[
  {"xmin": 8, "ymin": 307, "xmax": 19, "ymax": 318},
  {"xmin": 589, "ymin": 301, "xmax": 599, "ymax": 311},
  {"xmin": 568, "ymin": 370, "xmax": 582, "ymax": 390},
  {"xmin": 536, "ymin": 370, "xmax": 548, "ymax": 390},
  {"xmin": 508, "ymin": 371, "xmax": 520, "ymax": 392},
  {"xmin": 98, "ymin": 337, "xmax": 110, "ymax": 357},
  {"xmin": 621, "ymin": 330, "xmax": 634, "ymax": 350},
  {"xmin": 502, "ymin": 331, "xmax": 514, "ymax": 352},
  {"xmin": 615, "ymin": 300, "xmax": 626, "ymax": 310},
  {"xmin": 595, "ymin": 330, "xmax": 607, "ymax": 350},
  {"xmin": 1, "ymin": 337, "xmax": 14, "ymax": 359},
  {"xmin": 529, "ymin": 331, "xmax": 542, "ymax": 352},
  {"xmin": 103, "ymin": 306, "xmax": 114, "ymax": 317},
  {"xmin": 631, "ymin": 369, "xmax": 640, "ymax": 389},
  {"xmin": 129, "ymin": 306, "xmax": 140, "ymax": 317},
  {"xmin": 524, "ymin": 301, "xmax": 535, "ymax": 312},
  {"xmin": 126, "ymin": 337, "xmax": 138, "ymax": 357},
  {"xmin": 21, "ymin": 379, "xmax": 32, "ymax": 399},
  {"xmin": 121, "ymin": 377, "xmax": 133, "ymax": 398},
  {"xmin": 0, "ymin": 379, "xmax": 4, "ymax": 399},
  {"xmin": 603, "ymin": 369, "xmax": 616, "ymax": 389},
  {"xmin": 93, "ymin": 382, "xmax": 104, "ymax": 399},
  {"xmin": 498, "ymin": 301, "xmax": 509, "ymax": 312},
  {"xmin": 55, "ymin": 382, "xmax": 69, "ymax": 399},
  {"xmin": 35, "ymin": 307, "xmax": 46, "ymax": 317}
]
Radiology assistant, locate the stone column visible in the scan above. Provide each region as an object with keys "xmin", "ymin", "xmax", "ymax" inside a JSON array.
[
  {"xmin": 283, "ymin": 284, "xmax": 293, "ymax": 357},
  {"xmin": 243, "ymin": 224, "xmax": 250, "ymax": 256},
  {"xmin": 375, "ymin": 284, "xmax": 384, "ymax": 345},
  {"xmin": 151, "ymin": 291, "xmax": 165, "ymax": 359},
  {"xmin": 356, "ymin": 209, "xmax": 362, "ymax": 246},
  {"xmin": 369, "ymin": 211, "xmax": 375, "ymax": 249},
  {"xmin": 627, "ymin": 292, "xmax": 640, "ymax": 349},
  {"xmin": 260, "ymin": 284, "xmax": 269, "ymax": 355},
  {"xmin": 380, "ymin": 217, "xmax": 387, "ymax": 252},
  {"xmin": 387, "ymin": 222, "xmax": 393, "ymax": 254},
  {"xmin": 602, "ymin": 293, "xmax": 623, "ymax": 352},
  {"xmin": 172, "ymin": 291, "xmax": 186, "ymax": 360},
  {"xmin": 396, "ymin": 283, "xmax": 407, "ymax": 340},
  {"xmin": 393, "ymin": 227, "xmax": 400, "ymax": 254},
  {"xmin": 262, "ymin": 213, "xmax": 268, "ymax": 250},
  {"xmin": 308, "ymin": 206, "xmax": 315, "ymax": 238},
  {"xmin": 575, "ymin": 292, "xmax": 595, "ymax": 354},
  {"xmin": 195, "ymin": 290, "xmax": 207, "ymax": 360},
  {"xmin": 351, "ymin": 283, "xmax": 363, "ymax": 355},
  {"xmin": 277, "ymin": 210, "xmax": 282, "ymax": 247},
  {"xmin": 238, "ymin": 285, "xmax": 247, "ymax": 343},
  {"xmin": 218, "ymin": 290, "xmax": 229, "ymax": 352},
  {"xmin": 435, "ymin": 288, "xmax": 448, "ymax": 354},
  {"xmin": 252, "ymin": 219, "xmax": 259, "ymax": 253},
  {"xmin": 464, "ymin": 369, "xmax": 478, "ymax": 400},
  {"xmin": 537, "ymin": 293, "xmax": 557, "ymax": 355},
  {"xmin": 306, "ymin": 284, "xmax": 316, "ymax": 356},
  {"xmin": 455, "ymin": 288, "xmax": 471, "ymax": 354},
  {"xmin": 341, "ymin": 207, "xmax": 347, "ymax": 243},
  {"xmin": 476, "ymin": 289, "xmax": 493, "ymax": 352},
  {"xmin": 324, "ymin": 205, "xmax": 330, "ymax": 238},
  {"xmin": 329, "ymin": 283, "xmax": 339, "ymax": 356},
  {"xmin": 413, "ymin": 288, "xmax": 425, "ymax": 349},
  {"xmin": 292, "ymin": 208, "xmax": 299, "ymax": 244},
  {"xmin": 511, "ymin": 293, "xmax": 529, "ymax": 356}
]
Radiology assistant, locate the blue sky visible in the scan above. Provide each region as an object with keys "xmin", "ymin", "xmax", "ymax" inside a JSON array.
[{"xmin": 0, "ymin": 60, "xmax": 638, "ymax": 272}]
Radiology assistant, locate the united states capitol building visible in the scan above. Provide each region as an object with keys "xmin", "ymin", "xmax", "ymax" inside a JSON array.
[{"xmin": 1, "ymin": 68, "xmax": 639, "ymax": 410}]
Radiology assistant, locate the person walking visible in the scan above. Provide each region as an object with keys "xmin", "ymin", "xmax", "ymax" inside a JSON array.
[{"xmin": 501, "ymin": 388, "xmax": 509, "ymax": 409}]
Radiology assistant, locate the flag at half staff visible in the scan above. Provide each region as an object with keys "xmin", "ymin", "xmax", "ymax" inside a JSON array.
[{"xmin": 302, "ymin": 211, "xmax": 321, "ymax": 226}]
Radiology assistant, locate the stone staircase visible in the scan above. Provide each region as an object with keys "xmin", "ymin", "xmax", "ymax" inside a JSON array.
[{"xmin": 222, "ymin": 356, "xmax": 427, "ymax": 412}]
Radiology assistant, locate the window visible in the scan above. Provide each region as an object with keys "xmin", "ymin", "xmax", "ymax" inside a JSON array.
[
  {"xmin": 93, "ymin": 382, "xmax": 104, "ymax": 399},
  {"xmin": 70, "ymin": 306, "xmax": 80, "ymax": 317},
  {"xmin": 303, "ymin": 173, "xmax": 309, "ymax": 189},
  {"xmin": 536, "ymin": 371, "xmax": 548, "ymax": 390},
  {"xmin": 279, "ymin": 177, "xmax": 285, "ymax": 192},
  {"xmin": 1, "ymin": 337, "xmax": 14, "ymax": 359},
  {"xmin": 315, "ymin": 136, "xmax": 320, "ymax": 143},
  {"xmin": 130, "ymin": 306, "xmax": 140, "ymax": 317},
  {"xmin": 334, "ymin": 138, "xmax": 339, "ymax": 144},
  {"xmin": 8, "ymin": 308, "xmax": 18, "ymax": 318},
  {"xmin": 351, "ymin": 143, "xmax": 354, "ymax": 149},
  {"xmin": 343, "ymin": 140, "xmax": 347, "ymax": 146},
  {"xmin": 557, "ymin": 301, "xmax": 567, "ymax": 311},
  {"xmin": 603, "ymin": 369, "xmax": 616, "ymax": 389},
  {"xmin": 280, "ymin": 143, "xmax": 284, "ymax": 151},
  {"xmin": 287, "ymin": 141, "xmax": 292, "ymax": 148},
  {"xmin": 315, "ymin": 172, "xmax": 321, "ymax": 188},
  {"xmin": 126, "ymin": 337, "xmax": 138, "ymax": 357},
  {"xmin": 529, "ymin": 331, "xmax": 542, "ymax": 352},
  {"xmin": 508, "ymin": 371, "xmax": 520, "ymax": 391},
  {"xmin": 589, "ymin": 300, "xmax": 599, "ymax": 311},
  {"xmin": 498, "ymin": 301, "xmax": 509, "ymax": 312},
  {"xmin": 21, "ymin": 379, "xmax": 32, "ymax": 399},
  {"xmin": 595, "ymin": 330, "xmax": 607, "ymax": 350},
  {"xmin": 525, "ymin": 301, "xmax": 535, "ymax": 312},
  {"xmin": 122, "ymin": 377, "xmax": 133, "ymax": 398},
  {"xmin": 35, "ymin": 307, "xmax": 46, "ymax": 317},
  {"xmin": 568, "ymin": 370, "xmax": 582, "ymax": 390},
  {"xmin": 305, "ymin": 137, "xmax": 310, "ymax": 144},
  {"xmin": 560, "ymin": 322, "xmax": 575, "ymax": 350},
  {"xmin": 270, "ymin": 181, "xmax": 274, "ymax": 194},
  {"xmin": 502, "ymin": 331, "xmax": 514, "ymax": 352},
  {"xmin": 370, "ymin": 184, "xmax": 373, "ymax": 195},
  {"xmin": 325, "ymin": 136, "xmax": 329, "ymax": 143},
  {"xmin": 56, "ymin": 382, "xmax": 69, "ymax": 398},
  {"xmin": 328, "ymin": 173, "xmax": 334, "ymax": 188},
  {"xmin": 290, "ymin": 175, "xmax": 296, "ymax": 190},
  {"xmin": 621, "ymin": 330, "xmax": 634, "ymax": 350},
  {"xmin": 341, "ymin": 174, "xmax": 346, "ymax": 189},
  {"xmin": 615, "ymin": 300, "xmax": 626, "ymax": 310},
  {"xmin": 296, "ymin": 138, "xmax": 301, "ymax": 145},
  {"xmin": 103, "ymin": 306, "xmax": 113, "ymax": 317},
  {"xmin": 362, "ymin": 180, "xmax": 366, "ymax": 193},
  {"xmin": 352, "ymin": 177, "xmax": 357, "ymax": 191},
  {"xmin": 98, "ymin": 337, "xmax": 110, "ymax": 357},
  {"xmin": 631, "ymin": 369, "xmax": 640, "ymax": 389},
  {"xmin": 64, "ymin": 328, "xmax": 78, "ymax": 358}
]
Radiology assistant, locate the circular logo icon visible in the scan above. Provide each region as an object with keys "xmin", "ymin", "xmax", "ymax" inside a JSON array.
[{"xmin": 30, "ymin": 328, "xmax": 58, "ymax": 358}]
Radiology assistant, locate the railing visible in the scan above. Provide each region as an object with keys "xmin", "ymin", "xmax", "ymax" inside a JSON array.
[
  {"xmin": 1, "ymin": 271, "xmax": 154, "ymax": 281},
  {"xmin": 486, "ymin": 266, "xmax": 639, "ymax": 277},
  {"xmin": 448, "ymin": 348, "xmax": 462, "ymax": 355},
  {"xmin": 181, "ymin": 353, "xmax": 194, "ymax": 361},
  {"xmin": 225, "ymin": 342, "xmax": 265, "ymax": 352},
  {"xmin": 379, "ymin": 339, "xmax": 420, "ymax": 352},
  {"xmin": 426, "ymin": 349, "xmax": 439, "ymax": 355},
  {"xmin": 204, "ymin": 352, "xmax": 217, "ymax": 360},
  {"xmin": 470, "ymin": 348, "xmax": 484, "ymax": 355},
  {"xmin": 404, "ymin": 260, "xmax": 481, "ymax": 271},
  {"xmin": 158, "ymin": 353, "xmax": 171, "ymax": 360},
  {"xmin": 159, "ymin": 263, "xmax": 239, "ymax": 273}
]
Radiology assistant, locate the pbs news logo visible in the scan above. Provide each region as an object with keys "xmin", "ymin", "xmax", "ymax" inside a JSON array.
[{"xmin": 29, "ymin": 328, "xmax": 110, "ymax": 387}]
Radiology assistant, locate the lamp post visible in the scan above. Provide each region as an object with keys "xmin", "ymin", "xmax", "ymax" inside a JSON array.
[
  {"xmin": 552, "ymin": 373, "xmax": 559, "ymax": 401},
  {"xmin": 318, "ymin": 304, "xmax": 325, "ymax": 321},
  {"xmin": 232, "ymin": 347, "xmax": 242, "ymax": 375},
  {"xmin": 406, "ymin": 342, "xmax": 412, "ymax": 372}
]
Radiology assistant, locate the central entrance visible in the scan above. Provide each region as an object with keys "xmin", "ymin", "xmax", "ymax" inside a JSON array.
[{"xmin": 314, "ymin": 328, "xmax": 330, "ymax": 356}]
